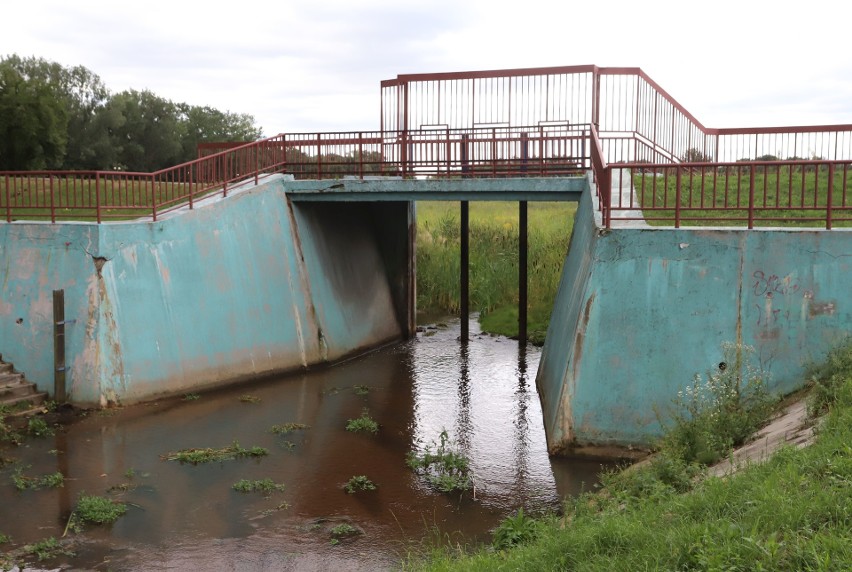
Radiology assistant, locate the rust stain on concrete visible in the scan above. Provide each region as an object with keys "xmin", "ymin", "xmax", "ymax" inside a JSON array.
[{"xmin": 809, "ymin": 301, "xmax": 836, "ymax": 318}]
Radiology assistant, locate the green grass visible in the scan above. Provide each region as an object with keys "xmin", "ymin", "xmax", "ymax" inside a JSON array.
[
  {"xmin": 161, "ymin": 441, "xmax": 268, "ymax": 464},
  {"xmin": 416, "ymin": 201, "xmax": 575, "ymax": 343},
  {"xmin": 631, "ymin": 166, "xmax": 852, "ymax": 227},
  {"xmin": 410, "ymin": 342, "xmax": 852, "ymax": 571}
]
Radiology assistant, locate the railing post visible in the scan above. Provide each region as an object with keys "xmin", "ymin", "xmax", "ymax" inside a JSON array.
[
  {"xmin": 358, "ymin": 132, "xmax": 364, "ymax": 179},
  {"xmin": 223, "ymin": 154, "xmax": 229, "ymax": 197},
  {"xmin": 460, "ymin": 133, "xmax": 469, "ymax": 176},
  {"xmin": 49, "ymin": 175, "xmax": 55, "ymax": 223},
  {"xmin": 520, "ymin": 132, "xmax": 529, "ymax": 174},
  {"xmin": 748, "ymin": 164, "xmax": 756, "ymax": 229},
  {"xmin": 827, "ymin": 163, "xmax": 835, "ymax": 230},
  {"xmin": 316, "ymin": 135, "xmax": 323, "ymax": 179},
  {"xmin": 675, "ymin": 167, "xmax": 682, "ymax": 228},
  {"xmin": 445, "ymin": 127, "xmax": 451, "ymax": 175},
  {"xmin": 4, "ymin": 174, "xmax": 10, "ymax": 222},
  {"xmin": 151, "ymin": 177, "xmax": 158, "ymax": 222},
  {"xmin": 188, "ymin": 164, "xmax": 194, "ymax": 210},
  {"xmin": 95, "ymin": 172, "xmax": 102, "ymax": 223},
  {"xmin": 255, "ymin": 144, "xmax": 260, "ymax": 185},
  {"xmin": 602, "ymin": 168, "xmax": 613, "ymax": 229}
]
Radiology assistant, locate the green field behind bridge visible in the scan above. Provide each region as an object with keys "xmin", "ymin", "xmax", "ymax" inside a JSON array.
[{"xmin": 415, "ymin": 201, "xmax": 577, "ymax": 344}]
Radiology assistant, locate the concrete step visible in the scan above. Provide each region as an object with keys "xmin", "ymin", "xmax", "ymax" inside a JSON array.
[
  {"xmin": 0, "ymin": 358, "xmax": 49, "ymax": 419},
  {"xmin": 0, "ymin": 380, "xmax": 39, "ymax": 399},
  {"xmin": 2, "ymin": 392, "xmax": 47, "ymax": 412},
  {"xmin": 0, "ymin": 372, "xmax": 24, "ymax": 388}
]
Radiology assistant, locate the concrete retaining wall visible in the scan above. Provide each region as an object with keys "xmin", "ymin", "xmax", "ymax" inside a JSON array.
[
  {"xmin": 0, "ymin": 175, "xmax": 411, "ymax": 406},
  {"xmin": 537, "ymin": 186, "xmax": 852, "ymax": 456}
]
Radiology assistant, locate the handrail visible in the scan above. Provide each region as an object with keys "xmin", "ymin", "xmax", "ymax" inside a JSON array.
[{"xmin": 4, "ymin": 65, "xmax": 852, "ymax": 229}]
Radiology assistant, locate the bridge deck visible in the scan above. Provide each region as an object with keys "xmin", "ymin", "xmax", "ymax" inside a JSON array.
[{"xmin": 282, "ymin": 176, "xmax": 588, "ymax": 202}]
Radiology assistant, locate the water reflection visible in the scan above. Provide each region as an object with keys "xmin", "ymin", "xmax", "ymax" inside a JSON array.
[{"xmin": 0, "ymin": 317, "xmax": 610, "ymax": 570}]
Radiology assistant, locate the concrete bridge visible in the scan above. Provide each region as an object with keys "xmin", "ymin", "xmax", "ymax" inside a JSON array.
[{"xmin": 2, "ymin": 65, "xmax": 852, "ymax": 456}]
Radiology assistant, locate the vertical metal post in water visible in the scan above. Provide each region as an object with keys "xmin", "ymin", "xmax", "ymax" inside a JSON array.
[
  {"xmin": 519, "ymin": 201, "xmax": 528, "ymax": 346},
  {"xmin": 53, "ymin": 289, "xmax": 66, "ymax": 402},
  {"xmin": 460, "ymin": 201, "xmax": 469, "ymax": 341}
]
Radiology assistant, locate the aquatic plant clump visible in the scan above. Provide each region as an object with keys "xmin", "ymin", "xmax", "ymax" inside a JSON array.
[
  {"xmin": 12, "ymin": 468, "xmax": 65, "ymax": 491},
  {"xmin": 406, "ymin": 430, "xmax": 473, "ymax": 493},
  {"xmin": 270, "ymin": 422, "xmax": 310, "ymax": 434},
  {"xmin": 345, "ymin": 409, "xmax": 379, "ymax": 434},
  {"xmin": 343, "ymin": 475, "xmax": 377, "ymax": 494},
  {"xmin": 74, "ymin": 495, "xmax": 127, "ymax": 524},
  {"xmin": 161, "ymin": 441, "xmax": 268, "ymax": 464},
  {"xmin": 232, "ymin": 478, "xmax": 285, "ymax": 496}
]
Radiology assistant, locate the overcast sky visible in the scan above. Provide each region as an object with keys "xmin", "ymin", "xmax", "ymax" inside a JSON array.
[{"xmin": 3, "ymin": 0, "xmax": 851, "ymax": 136}]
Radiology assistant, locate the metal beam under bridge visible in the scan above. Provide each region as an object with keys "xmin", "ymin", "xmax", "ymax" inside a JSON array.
[
  {"xmin": 281, "ymin": 176, "xmax": 587, "ymax": 202},
  {"xmin": 284, "ymin": 175, "xmax": 586, "ymax": 345}
]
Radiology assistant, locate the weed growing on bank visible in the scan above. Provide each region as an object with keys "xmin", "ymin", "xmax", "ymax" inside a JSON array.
[
  {"xmin": 26, "ymin": 417, "xmax": 54, "ymax": 437},
  {"xmin": 658, "ymin": 342, "xmax": 774, "ymax": 466},
  {"xmin": 411, "ymin": 342, "xmax": 852, "ymax": 571},
  {"xmin": 406, "ymin": 430, "xmax": 473, "ymax": 493},
  {"xmin": 806, "ymin": 337, "xmax": 852, "ymax": 416}
]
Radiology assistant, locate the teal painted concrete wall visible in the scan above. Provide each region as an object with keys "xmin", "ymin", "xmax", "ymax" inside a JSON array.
[
  {"xmin": 0, "ymin": 175, "xmax": 408, "ymax": 405},
  {"xmin": 537, "ymin": 186, "xmax": 852, "ymax": 455}
]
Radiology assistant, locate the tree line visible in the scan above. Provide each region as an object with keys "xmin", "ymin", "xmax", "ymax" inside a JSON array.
[{"xmin": 0, "ymin": 55, "xmax": 263, "ymax": 172}]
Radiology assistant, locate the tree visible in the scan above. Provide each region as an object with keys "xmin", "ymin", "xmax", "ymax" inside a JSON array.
[
  {"xmin": 178, "ymin": 104, "xmax": 262, "ymax": 162},
  {"xmin": 107, "ymin": 90, "xmax": 185, "ymax": 171},
  {"xmin": 0, "ymin": 58, "xmax": 68, "ymax": 170}
]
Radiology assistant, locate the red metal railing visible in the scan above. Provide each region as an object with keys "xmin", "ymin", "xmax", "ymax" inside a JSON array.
[
  {"xmin": 1, "ymin": 126, "xmax": 589, "ymax": 222},
  {"xmin": 4, "ymin": 65, "xmax": 852, "ymax": 228}
]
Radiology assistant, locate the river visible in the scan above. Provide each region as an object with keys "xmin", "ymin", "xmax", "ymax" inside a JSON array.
[{"xmin": 0, "ymin": 318, "xmax": 608, "ymax": 570}]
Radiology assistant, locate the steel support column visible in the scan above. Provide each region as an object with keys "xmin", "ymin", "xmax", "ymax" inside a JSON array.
[
  {"xmin": 460, "ymin": 201, "xmax": 469, "ymax": 341},
  {"xmin": 519, "ymin": 201, "xmax": 528, "ymax": 346}
]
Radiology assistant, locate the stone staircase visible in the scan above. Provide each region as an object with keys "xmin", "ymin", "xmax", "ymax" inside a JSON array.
[{"xmin": 0, "ymin": 355, "xmax": 48, "ymax": 416}]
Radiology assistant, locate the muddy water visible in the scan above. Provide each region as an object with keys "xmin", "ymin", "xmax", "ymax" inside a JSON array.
[{"xmin": 0, "ymin": 319, "xmax": 608, "ymax": 570}]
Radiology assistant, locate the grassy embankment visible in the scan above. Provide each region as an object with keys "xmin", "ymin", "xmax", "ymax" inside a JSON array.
[
  {"xmin": 633, "ymin": 167, "xmax": 852, "ymax": 227},
  {"xmin": 409, "ymin": 342, "xmax": 852, "ymax": 571},
  {"xmin": 415, "ymin": 201, "xmax": 576, "ymax": 344}
]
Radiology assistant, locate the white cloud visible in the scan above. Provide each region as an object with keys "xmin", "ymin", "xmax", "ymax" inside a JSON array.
[{"xmin": 2, "ymin": 0, "xmax": 852, "ymax": 135}]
